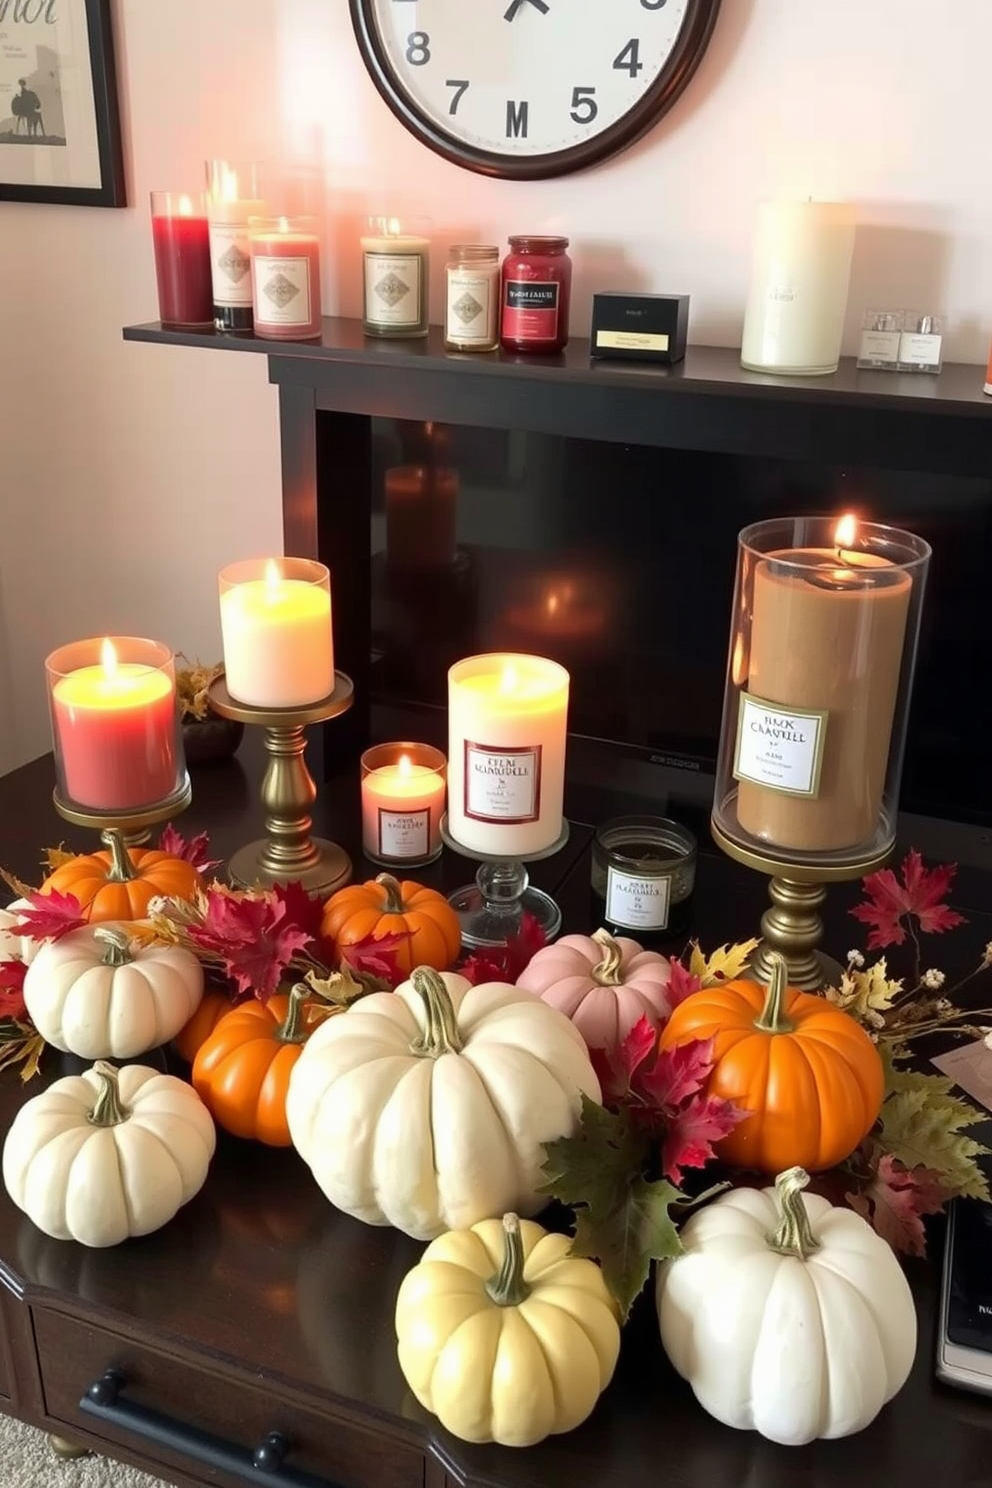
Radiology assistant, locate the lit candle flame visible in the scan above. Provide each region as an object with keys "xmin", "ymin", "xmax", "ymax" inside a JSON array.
[
  {"xmin": 834, "ymin": 513, "xmax": 857, "ymax": 551},
  {"xmin": 546, "ymin": 592, "xmax": 559, "ymax": 617},
  {"xmin": 178, "ymin": 194, "xmax": 194, "ymax": 216},
  {"xmin": 278, "ymin": 215, "xmax": 290, "ymax": 234},
  {"xmin": 219, "ymin": 165, "xmax": 239, "ymax": 203},
  {"xmin": 398, "ymin": 754, "xmax": 413, "ymax": 777},
  {"xmin": 265, "ymin": 559, "xmax": 282, "ymax": 599},
  {"xmin": 499, "ymin": 662, "xmax": 518, "ymax": 695},
  {"xmin": 387, "ymin": 216, "xmax": 401, "ymax": 236},
  {"xmin": 731, "ymin": 630, "xmax": 747, "ymax": 687},
  {"xmin": 100, "ymin": 638, "xmax": 119, "ymax": 679}
]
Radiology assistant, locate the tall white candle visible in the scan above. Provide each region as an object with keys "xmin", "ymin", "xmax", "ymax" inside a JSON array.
[
  {"xmin": 741, "ymin": 201, "xmax": 856, "ymax": 376},
  {"xmin": 219, "ymin": 559, "xmax": 334, "ymax": 709},
  {"xmin": 447, "ymin": 653, "xmax": 569, "ymax": 858}
]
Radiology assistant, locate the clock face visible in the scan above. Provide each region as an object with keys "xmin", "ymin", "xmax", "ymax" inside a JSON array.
[{"xmin": 351, "ymin": 0, "xmax": 721, "ymax": 179}]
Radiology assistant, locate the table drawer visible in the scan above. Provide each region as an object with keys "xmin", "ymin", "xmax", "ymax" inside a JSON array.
[{"xmin": 34, "ymin": 1307, "xmax": 424, "ymax": 1488}]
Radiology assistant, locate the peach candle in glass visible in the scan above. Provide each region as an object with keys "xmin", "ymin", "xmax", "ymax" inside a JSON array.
[
  {"xmin": 219, "ymin": 558, "xmax": 334, "ymax": 709},
  {"xmin": 361, "ymin": 743, "xmax": 446, "ymax": 867},
  {"xmin": 46, "ymin": 637, "xmax": 184, "ymax": 812},
  {"xmin": 249, "ymin": 215, "xmax": 322, "ymax": 341}
]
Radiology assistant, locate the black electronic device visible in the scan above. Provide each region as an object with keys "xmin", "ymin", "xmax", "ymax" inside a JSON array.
[{"xmin": 936, "ymin": 1198, "xmax": 992, "ymax": 1395}]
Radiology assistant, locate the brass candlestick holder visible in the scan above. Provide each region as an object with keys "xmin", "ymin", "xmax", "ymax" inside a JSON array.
[
  {"xmin": 208, "ymin": 675, "xmax": 353, "ymax": 895},
  {"xmin": 53, "ymin": 776, "xmax": 193, "ymax": 856}
]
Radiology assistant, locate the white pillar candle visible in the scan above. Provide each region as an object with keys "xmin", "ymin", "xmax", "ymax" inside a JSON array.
[
  {"xmin": 219, "ymin": 558, "xmax": 334, "ymax": 709},
  {"xmin": 447, "ymin": 653, "xmax": 569, "ymax": 858},
  {"xmin": 741, "ymin": 201, "xmax": 856, "ymax": 376}
]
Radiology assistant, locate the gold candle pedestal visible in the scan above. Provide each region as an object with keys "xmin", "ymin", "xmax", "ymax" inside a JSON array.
[
  {"xmin": 208, "ymin": 675, "xmax": 353, "ymax": 895},
  {"xmin": 53, "ymin": 776, "xmax": 193, "ymax": 853},
  {"xmin": 711, "ymin": 817, "xmax": 892, "ymax": 992}
]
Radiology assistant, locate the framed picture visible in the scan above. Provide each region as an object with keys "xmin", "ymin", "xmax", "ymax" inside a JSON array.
[{"xmin": 0, "ymin": 0, "xmax": 125, "ymax": 207}]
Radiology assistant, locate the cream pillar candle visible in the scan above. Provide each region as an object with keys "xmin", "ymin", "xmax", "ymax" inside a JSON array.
[
  {"xmin": 447, "ymin": 653, "xmax": 569, "ymax": 858},
  {"xmin": 219, "ymin": 558, "xmax": 334, "ymax": 709},
  {"xmin": 741, "ymin": 200, "xmax": 856, "ymax": 375},
  {"xmin": 205, "ymin": 160, "xmax": 266, "ymax": 332}
]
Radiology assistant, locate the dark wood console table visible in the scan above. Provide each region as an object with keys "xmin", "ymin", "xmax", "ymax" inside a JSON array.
[{"xmin": 1, "ymin": 741, "xmax": 991, "ymax": 1488}]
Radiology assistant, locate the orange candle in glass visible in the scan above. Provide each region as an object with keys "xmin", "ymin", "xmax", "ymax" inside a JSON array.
[{"xmin": 249, "ymin": 215, "xmax": 322, "ymax": 341}]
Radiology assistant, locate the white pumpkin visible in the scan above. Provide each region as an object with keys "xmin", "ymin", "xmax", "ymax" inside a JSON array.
[
  {"xmin": 656, "ymin": 1167, "xmax": 918, "ymax": 1446},
  {"xmin": 24, "ymin": 925, "xmax": 203, "ymax": 1059},
  {"xmin": 0, "ymin": 898, "xmax": 39, "ymax": 967},
  {"xmin": 286, "ymin": 965, "xmax": 601, "ymax": 1240},
  {"xmin": 2, "ymin": 1060, "xmax": 216, "ymax": 1247}
]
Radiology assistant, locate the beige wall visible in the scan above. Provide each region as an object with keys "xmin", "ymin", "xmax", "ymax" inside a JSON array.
[{"xmin": 2, "ymin": 0, "xmax": 992, "ymax": 774}]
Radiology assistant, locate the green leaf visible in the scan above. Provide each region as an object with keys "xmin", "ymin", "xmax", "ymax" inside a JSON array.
[
  {"xmin": 876, "ymin": 1065, "xmax": 990, "ymax": 1202},
  {"xmin": 570, "ymin": 1175, "xmax": 683, "ymax": 1322},
  {"xmin": 540, "ymin": 1095, "xmax": 650, "ymax": 1222}
]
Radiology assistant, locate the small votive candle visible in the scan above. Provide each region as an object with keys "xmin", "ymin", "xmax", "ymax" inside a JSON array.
[
  {"xmin": 46, "ymin": 637, "xmax": 184, "ymax": 812},
  {"xmin": 361, "ymin": 743, "xmax": 446, "ymax": 866},
  {"xmin": 150, "ymin": 191, "xmax": 213, "ymax": 328},
  {"xmin": 250, "ymin": 215, "xmax": 322, "ymax": 341},
  {"xmin": 361, "ymin": 214, "xmax": 431, "ymax": 339},
  {"xmin": 591, "ymin": 816, "xmax": 698, "ymax": 941},
  {"xmin": 219, "ymin": 558, "xmax": 334, "ymax": 709},
  {"xmin": 205, "ymin": 159, "xmax": 266, "ymax": 333}
]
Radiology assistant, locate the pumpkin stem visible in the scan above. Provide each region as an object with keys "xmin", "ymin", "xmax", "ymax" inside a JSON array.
[
  {"xmin": 485, "ymin": 1213, "xmax": 531, "ymax": 1307},
  {"xmin": 768, "ymin": 1167, "xmax": 821, "ymax": 1260},
  {"xmin": 375, "ymin": 873, "xmax": 405, "ymax": 915},
  {"xmin": 591, "ymin": 928, "xmax": 624, "ymax": 986},
  {"xmin": 409, "ymin": 967, "xmax": 464, "ymax": 1057},
  {"xmin": 87, "ymin": 1061, "xmax": 130, "ymax": 1128},
  {"xmin": 94, "ymin": 926, "xmax": 134, "ymax": 967},
  {"xmin": 277, "ymin": 983, "xmax": 314, "ymax": 1044},
  {"xmin": 103, "ymin": 830, "xmax": 138, "ymax": 884},
  {"xmin": 753, "ymin": 953, "xmax": 794, "ymax": 1034}
]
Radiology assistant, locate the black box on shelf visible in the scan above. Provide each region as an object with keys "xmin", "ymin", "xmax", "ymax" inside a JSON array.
[{"xmin": 590, "ymin": 292, "xmax": 689, "ymax": 364}]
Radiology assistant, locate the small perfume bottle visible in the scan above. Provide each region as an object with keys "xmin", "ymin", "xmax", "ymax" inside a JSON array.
[
  {"xmin": 856, "ymin": 311, "xmax": 901, "ymax": 370},
  {"xmin": 898, "ymin": 313, "xmax": 944, "ymax": 373}
]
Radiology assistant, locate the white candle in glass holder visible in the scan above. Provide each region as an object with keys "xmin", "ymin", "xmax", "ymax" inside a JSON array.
[
  {"xmin": 219, "ymin": 558, "xmax": 334, "ymax": 709},
  {"xmin": 741, "ymin": 200, "xmax": 856, "ymax": 375}
]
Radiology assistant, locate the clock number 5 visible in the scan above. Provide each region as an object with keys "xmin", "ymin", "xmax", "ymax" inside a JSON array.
[
  {"xmin": 570, "ymin": 87, "xmax": 598, "ymax": 125},
  {"xmin": 640, "ymin": 0, "xmax": 668, "ymax": 8},
  {"xmin": 613, "ymin": 39, "xmax": 644, "ymax": 77},
  {"xmin": 405, "ymin": 31, "xmax": 430, "ymax": 65}
]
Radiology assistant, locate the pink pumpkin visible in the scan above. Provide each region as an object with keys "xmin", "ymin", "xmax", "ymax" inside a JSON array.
[{"xmin": 517, "ymin": 927, "xmax": 673, "ymax": 1052}]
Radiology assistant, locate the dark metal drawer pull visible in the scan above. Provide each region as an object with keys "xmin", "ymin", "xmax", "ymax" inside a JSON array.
[{"xmin": 80, "ymin": 1368, "xmax": 342, "ymax": 1488}]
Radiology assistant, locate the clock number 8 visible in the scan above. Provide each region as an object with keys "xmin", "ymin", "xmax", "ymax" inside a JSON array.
[{"xmin": 406, "ymin": 32, "xmax": 431, "ymax": 66}]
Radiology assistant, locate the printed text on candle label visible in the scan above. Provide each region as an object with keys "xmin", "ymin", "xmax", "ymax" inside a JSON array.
[
  {"xmin": 365, "ymin": 253, "xmax": 422, "ymax": 327},
  {"xmin": 606, "ymin": 868, "xmax": 671, "ymax": 931},
  {"xmin": 464, "ymin": 743, "xmax": 541, "ymax": 824},
  {"xmin": 378, "ymin": 808, "xmax": 429, "ymax": 861},
  {"xmin": 253, "ymin": 256, "xmax": 312, "ymax": 327},
  {"xmin": 734, "ymin": 693, "xmax": 828, "ymax": 798},
  {"xmin": 208, "ymin": 225, "xmax": 253, "ymax": 306}
]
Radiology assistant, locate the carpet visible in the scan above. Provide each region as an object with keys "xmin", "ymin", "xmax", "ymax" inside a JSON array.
[{"xmin": 0, "ymin": 1410, "xmax": 171, "ymax": 1488}]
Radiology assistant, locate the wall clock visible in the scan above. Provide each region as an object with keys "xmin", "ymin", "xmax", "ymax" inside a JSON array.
[{"xmin": 350, "ymin": 0, "xmax": 722, "ymax": 181}]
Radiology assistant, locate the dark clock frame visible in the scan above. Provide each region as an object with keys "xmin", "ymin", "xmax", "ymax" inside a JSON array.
[{"xmin": 350, "ymin": 0, "xmax": 723, "ymax": 181}]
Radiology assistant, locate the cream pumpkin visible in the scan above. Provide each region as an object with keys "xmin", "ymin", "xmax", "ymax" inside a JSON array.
[
  {"xmin": 517, "ymin": 927, "xmax": 673, "ymax": 1051},
  {"xmin": 24, "ymin": 925, "xmax": 204, "ymax": 1059},
  {"xmin": 2, "ymin": 1061, "xmax": 216, "ymax": 1247},
  {"xmin": 286, "ymin": 966, "xmax": 601, "ymax": 1240},
  {"xmin": 396, "ymin": 1212, "xmax": 620, "ymax": 1447}
]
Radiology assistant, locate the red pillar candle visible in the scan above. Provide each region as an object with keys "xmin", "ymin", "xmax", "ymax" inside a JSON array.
[
  {"xmin": 249, "ymin": 215, "xmax": 323, "ymax": 341},
  {"xmin": 150, "ymin": 191, "xmax": 213, "ymax": 329},
  {"xmin": 46, "ymin": 638, "xmax": 183, "ymax": 812}
]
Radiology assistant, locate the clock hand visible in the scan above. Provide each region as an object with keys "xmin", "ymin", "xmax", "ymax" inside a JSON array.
[{"xmin": 503, "ymin": 0, "xmax": 550, "ymax": 19}]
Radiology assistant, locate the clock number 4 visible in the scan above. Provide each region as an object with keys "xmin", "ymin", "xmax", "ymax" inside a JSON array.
[{"xmin": 613, "ymin": 39, "xmax": 644, "ymax": 77}]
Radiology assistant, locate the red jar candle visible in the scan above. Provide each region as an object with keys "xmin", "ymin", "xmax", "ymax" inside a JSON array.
[
  {"xmin": 150, "ymin": 191, "xmax": 213, "ymax": 329},
  {"xmin": 500, "ymin": 235, "xmax": 572, "ymax": 354}
]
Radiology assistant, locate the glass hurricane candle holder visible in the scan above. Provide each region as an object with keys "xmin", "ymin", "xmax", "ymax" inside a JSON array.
[
  {"xmin": 361, "ymin": 214, "xmax": 432, "ymax": 339},
  {"xmin": 150, "ymin": 191, "xmax": 213, "ymax": 329},
  {"xmin": 46, "ymin": 637, "xmax": 185, "ymax": 814},
  {"xmin": 205, "ymin": 158, "xmax": 267, "ymax": 332},
  {"xmin": 361, "ymin": 743, "xmax": 446, "ymax": 867},
  {"xmin": 591, "ymin": 816, "xmax": 698, "ymax": 942},
  {"xmin": 219, "ymin": 558, "xmax": 334, "ymax": 710}
]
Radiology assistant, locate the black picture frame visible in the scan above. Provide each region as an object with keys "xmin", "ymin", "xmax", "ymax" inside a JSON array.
[
  {"xmin": 350, "ymin": 0, "xmax": 722, "ymax": 181},
  {"xmin": 0, "ymin": 0, "xmax": 126, "ymax": 208}
]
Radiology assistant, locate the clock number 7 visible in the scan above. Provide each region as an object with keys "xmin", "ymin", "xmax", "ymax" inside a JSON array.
[{"xmin": 446, "ymin": 79, "xmax": 469, "ymax": 116}]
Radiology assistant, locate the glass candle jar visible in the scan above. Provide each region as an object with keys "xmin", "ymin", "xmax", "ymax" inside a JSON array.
[
  {"xmin": 249, "ymin": 215, "xmax": 322, "ymax": 341},
  {"xmin": 46, "ymin": 637, "xmax": 185, "ymax": 814},
  {"xmin": 500, "ymin": 236, "xmax": 572, "ymax": 354},
  {"xmin": 445, "ymin": 245, "xmax": 500, "ymax": 352},
  {"xmin": 218, "ymin": 558, "xmax": 334, "ymax": 709},
  {"xmin": 591, "ymin": 816, "xmax": 698, "ymax": 941},
  {"xmin": 150, "ymin": 191, "xmax": 213, "ymax": 329},
  {"xmin": 361, "ymin": 214, "xmax": 432, "ymax": 338},
  {"xmin": 204, "ymin": 159, "xmax": 267, "ymax": 332},
  {"xmin": 361, "ymin": 742, "xmax": 446, "ymax": 866}
]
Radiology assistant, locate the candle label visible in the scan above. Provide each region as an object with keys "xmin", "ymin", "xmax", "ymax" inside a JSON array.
[
  {"xmin": 733, "ymin": 692, "xmax": 828, "ymax": 798},
  {"xmin": 503, "ymin": 280, "xmax": 559, "ymax": 341},
  {"xmin": 378, "ymin": 808, "xmax": 429, "ymax": 861},
  {"xmin": 364, "ymin": 252, "xmax": 422, "ymax": 328},
  {"xmin": 446, "ymin": 268, "xmax": 498, "ymax": 344},
  {"xmin": 606, "ymin": 867, "xmax": 671, "ymax": 931},
  {"xmin": 253, "ymin": 256, "xmax": 313, "ymax": 328},
  {"xmin": 464, "ymin": 742, "xmax": 541, "ymax": 824},
  {"xmin": 208, "ymin": 224, "xmax": 253, "ymax": 307}
]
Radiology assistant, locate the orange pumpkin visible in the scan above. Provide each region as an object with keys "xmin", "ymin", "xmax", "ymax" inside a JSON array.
[
  {"xmin": 173, "ymin": 989, "xmax": 238, "ymax": 1064},
  {"xmin": 659, "ymin": 953, "xmax": 884, "ymax": 1174},
  {"xmin": 40, "ymin": 833, "xmax": 202, "ymax": 923},
  {"xmin": 321, "ymin": 873, "xmax": 461, "ymax": 978},
  {"xmin": 192, "ymin": 985, "xmax": 322, "ymax": 1147}
]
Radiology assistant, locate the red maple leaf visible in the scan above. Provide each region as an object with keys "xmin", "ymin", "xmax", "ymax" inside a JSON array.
[
  {"xmin": 457, "ymin": 912, "xmax": 546, "ymax": 988},
  {"xmin": 850, "ymin": 849, "xmax": 966, "ymax": 950},
  {"xmin": 339, "ymin": 928, "xmax": 409, "ymax": 988},
  {"xmin": 848, "ymin": 1154, "xmax": 950, "ymax": 1257},
  {"xmin": 661, "ymin": 1092, "xmax": 748, "ymax": 1186},
  {"xmin": 272, "ymin": 881, "xmax": 325, "ymax": 942},
  {"xmin": 664, "ymin": 958, "xmax": 702, "ymax": 1014},
  {"xmin": 640, "ymin": 1037, "xmax": 716, "ymax": 1109},
  {"xmin": 461, "ymin": 952, "xmax": 507, "ymax": 987},
  {"xmin": 158, "ymin": 824, "xmax": 221, "ymax": 874},
  {"xmin": 589, "ymin": 1015, "xmax": 657, "ymax": 1105},
  {"xmin": 13, "ymin": 890, "xmax": 87, "ymax": 943},
  {"xmin": 0, "ymin": 959, "xmax": 27, "ymax": 1021},
  {"xmin": 186, "ymin": 891, "xmax": 311, "ymax": 1001}
]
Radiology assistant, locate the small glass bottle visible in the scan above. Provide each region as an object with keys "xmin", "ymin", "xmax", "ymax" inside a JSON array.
[
  {"xmin": 500, "ymin": 235, "xmax": 572, "ymax": 354},
  {"xmin": 445, "ymin": 245, "xmax": 500, "ymax": 352}
]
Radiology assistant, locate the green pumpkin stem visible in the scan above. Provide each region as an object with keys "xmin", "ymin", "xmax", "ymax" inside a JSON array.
[
  {"xmin": 768, "ymin": 1167, "xmax": 821, "ymax": 1260},
  {"xmin": 410, "ymin": 967, "xmax": 464, "ymax": 1057},
  {"xmin": 375, "ymin": 873, "xmax": 405, "ymax": 915},
  {"xmin": 88, "ymin": 1061, "xmax": 130, "ymax": 1128},
  {"xmin": 485, "ymin": 1213, "xmax": 531, "ymax": 1307},
  {"xmin": 753, "ymin": 953, "xmax": 794, "ymax": 1034},
  {"xmin": 276, "ymin": 982, "xmax": 314, "ymax": 1044},
  {"xmin": 591, "ymin": 928, "xmax": 624, "ymax": 987},
  {"xmin": 94, "ymin": 926, "xmax": 134, "ymax": 967},
  {"xmin": 102, "ymin": 829, "xmax": 138, "ymax": 884}
]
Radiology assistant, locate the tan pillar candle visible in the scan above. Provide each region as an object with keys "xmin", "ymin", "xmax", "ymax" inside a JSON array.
[{"xmin": 735, "ymin": 523, "xmax": 911, "ymax": 853}]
